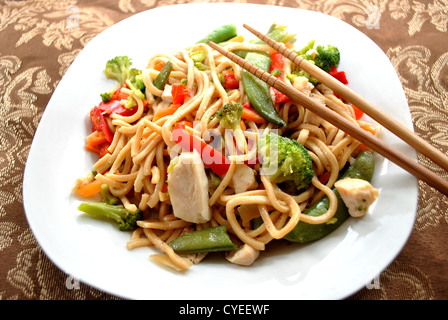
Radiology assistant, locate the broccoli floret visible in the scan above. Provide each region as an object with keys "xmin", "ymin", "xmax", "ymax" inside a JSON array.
[
  {"xmin": 100, "ymin": 89, "xmax": 115, "ymax": 103},
  {"xmin": 78, "ymin": 202, "xmax": 142, "ymax": 231},
  {"xmin": 125, "ymin": 68, "xmax": 146, "ymax": 100},
  {"xmin": 289, "ymin": 40, "xmax": 320, "ymax": 85},
  {"xmin": 78, "ymin": 184, "xmax": 142, "ymax": 231},
  {"xmin": 216, "ymin": 103, "xmax": 246, "ymax": 153},
  {"xmin": 258, "ymin": 132, "xmax": 314, "ymax": 191},
  {"xmin": 103, "ymin": 56, "xmax": 132, "ymax": 85},
  {"xmin": 103, "ymin": 56, "xmax": 146, "ymax": 108},
  {"xmin": 189, "ymin": 50, "xmax": 210, "ymax": 71},
  {"xmin": 100, "ymin": 184, "xmax": 119, "ymax": 205},
  {"xmin": 287, "ymin": 70, "xmax": 319, "ymax": 87},
  {"xmin": 314, "ymin": 45, "xmax": 340, "ymax": 72}
]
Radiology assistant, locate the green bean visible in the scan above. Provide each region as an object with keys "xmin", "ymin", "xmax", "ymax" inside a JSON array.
[
  {"xmin": 242, "ymin": 52, "xmax": 286, "ymax": 127},
  {"xmin": 197, "ymin": 24, "xmax": 238, "ymax": 44},
  {"xmin": 283, "ymin": 151, "xmax": 375, "ymax": 243},
  {"xmin": 168, "ymin": 225, "xmax": 237, "ymax": 253},
  {"xmin": 153, "ymin": 60, "xmax": 173, "ymax": 90}
]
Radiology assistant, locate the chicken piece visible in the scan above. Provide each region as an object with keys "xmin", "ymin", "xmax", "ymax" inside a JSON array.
[
  {"xmin": 334, "ymin": 178, "xmax": 379, "ymax": 217},
  {"xmin": 230, "ymin": 164, "xmax": 258, "ymax": 194},
  {"xmin": 226, "ymin": 244, "xmax": 260, "ymax": 266},
  {"xmin": 161, "ymin": 84, "xmax": 173, "ymax": 103},
  {"xmin": 237, "ymin": 204, "xmax": 259, "ymax": 228},
  {"xmin": 292, "ymin": 76, "xmax": 314, "ymax": 96},
  {"xmin": 167, "ymin": 150, "xmax": 211, "ymax": 223}
]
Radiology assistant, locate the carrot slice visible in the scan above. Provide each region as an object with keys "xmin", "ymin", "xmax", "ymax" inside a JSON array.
[
  {"xmin": 153, "ymin": 104, "xmax": 182, "ymax": 122},
  {"xmin": 75, "ymin": 179, "xmax": 102, "ymax": 198}
]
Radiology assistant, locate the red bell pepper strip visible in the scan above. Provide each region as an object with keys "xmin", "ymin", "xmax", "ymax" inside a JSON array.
[
  {"xmin": 272, "ymin": 89, "xmax": 291, "ymax": 104},
  {"xmin": 110, "ymin": 86, "xmax": 129, "ymax": 101},
  {"xmin": 270, "ymin": 52, "xmax": 286, "ymax": 76},
  {"xmin": 97, "ymin": 99, "xmax": 138, "ymax": 117},
  {"xmin": 317, "ymin": 171, "xmax": 331, "ymax": 185},
  {"xmin": 222, "ymin": 70, "xmax": 239, "ymax": 90},
  {"xmin": 269, "ymin": 52, "xmax": 291, "ymax": 104},
  {"xmin": 329, "ymin": 66, "xmax": 349, "ymax": 85},
  {"xmin": 351, "ymin": 104, "xmax": 364, "ymax": 120},
  {"xmin": 101, "ymin": 85, "xmax": 148, "ymax": 116},
  {"xmin": 90, "ymin": 106, "xmax": 114, "ymax": 143},
  {"xmin": 172, "ymin": 82, "xmax": 192, "ymax": 105},
  {"xmin": 172, "ymin": 123, "xmax": 230, "ymax": 177}
]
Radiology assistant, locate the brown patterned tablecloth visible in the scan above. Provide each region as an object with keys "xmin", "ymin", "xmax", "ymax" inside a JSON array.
[{"xmin": 1, "ymin": 0, "xmax": 447, "ymax": 300}]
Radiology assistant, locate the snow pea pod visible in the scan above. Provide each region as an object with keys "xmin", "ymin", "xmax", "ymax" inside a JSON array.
[
  {"xmin": 242, "ymin": 52, "xmax": 286, "ymax": 127},
  {"xmin": 284, "ymin": 151, "xmax": 375, "ymax": 243},
  {"xmin": 153, "ymin": 60, "xmax": 173, "ymax": 90},
  {"xmin": 197, "ymin": 24, "xmax": 238, "ymax": 44},
  {"xmin": 168, "ymin": 225, "xmax": 237, "ymax": 253}
]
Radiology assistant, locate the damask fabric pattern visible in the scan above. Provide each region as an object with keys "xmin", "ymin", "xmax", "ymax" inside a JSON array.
[{"xmin": 1, "ymin": 0, "xmax": 447, "ymax": 300}]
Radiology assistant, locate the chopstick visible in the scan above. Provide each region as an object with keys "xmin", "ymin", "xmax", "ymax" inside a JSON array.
[
  {"xmin": 242, "ymin": 24, "xmax": 448, "ymax": 173},
  {"xmin": 208, "ymin": 41, "xmax": 448, "ymax": 196}
]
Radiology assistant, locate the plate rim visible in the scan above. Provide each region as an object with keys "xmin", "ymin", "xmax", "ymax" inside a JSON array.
[{"xmin": 22, "ymin": 2, "xmax": 418, "ymax": 300}]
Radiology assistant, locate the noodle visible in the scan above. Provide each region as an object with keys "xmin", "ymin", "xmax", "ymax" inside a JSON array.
[{"xmin": 77, "ymin": 28, "xmax": 380, "ymax": 271}]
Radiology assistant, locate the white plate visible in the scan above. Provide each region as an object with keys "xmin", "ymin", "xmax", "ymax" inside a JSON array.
[{"xmin": 23, "ymin": 3, "xmax": 417, "ymax": 300}]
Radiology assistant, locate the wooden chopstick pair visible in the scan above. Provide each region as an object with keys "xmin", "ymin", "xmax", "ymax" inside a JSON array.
[{"xmin": 208, "ymin": 24, "xmax": 448, "ymax": 196}]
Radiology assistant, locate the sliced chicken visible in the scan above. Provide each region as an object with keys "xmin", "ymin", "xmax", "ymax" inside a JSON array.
[
  {"xmin": 230, "ymin": 164, "xmax": 258, "ymax": 194},
  {"xmin": 237, "ymin": 204, "xmax": 259, "ymax": 228},
  {"xmin": 292, "ymin": 76, "xmax": 314, "ymax": 96},
  {"xmin": 334, "ymin": 178, "xmax": 379, "ymax": 217},
  {"xmin": 167, "ymin": 150, "xmax": 211, "ymax": 223},
  {"xmin": 226, "ymin": 244, "xmax": 260, "ymax": 266},
  {"xmin": 161, "ymin": 84, "xmax": 173, "ymax": 103}
]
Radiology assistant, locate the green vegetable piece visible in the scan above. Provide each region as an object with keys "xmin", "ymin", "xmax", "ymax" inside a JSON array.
[
  {"xmin": 153, "ymin": 60, "xmax": 173, "ymax": 91},
  {"xmin": 103, "ymin": 56, "xmax": 132, "ymax": 85},
  {"xmin": 339, "ymin": 151, "xmax": 375, "ymax": 181},
  {"xmin": 242, "ymin": 52, "xmax": 286, "ymax": 127},
  {"xmin": 251, "ymin": 23, "xmax": 296, "ymax": 45},
  {"xmin": 125, "ymin": 68, "xmax": 146, "ymax": 100},
  {"xmin": 78, "ymin": 202, "xmax": 142, "ymax": 231},
  {"xmin": 216, "ymin": 103, "xmax": 246, "ymax": 152},
  {"xmin": 190, "ymin": 50, "xmax": 207, "ymax": 63},
  {"xmin": 258, "ymin": 132, "xmax": 314, "ymax": 191},
  {"xmin": 100, "ymin": 89, "xmax": 114, "ymax": 103},
  {"xmin": 314, "ymin": 44, "xmax": 340, "ymax": 72},
  {"xmin": 284, "ymin": 151, "xmax": 375, "ymax": 243},
  {"xmin": 189, "ymin": 50, "xmax": 210, "ymax": 71},
  {"xmin": 168, "ymin": 225, "xmax": 238, "ymax": 253},
  {"xmin": 103, "ymin": 55, "xmax": 146, "ymax": 105},
  {"xmin": 233, "ymin": 23, "xmax": 297, "ymax": 63},
  {"xmin": 289, "ymin": 69, "xmax": 319, "ymax": 86},
  {"xmin": 197, "ymin": 24, "xmax": 238, "ymax": 44},
  {"xmin": 100, "ymin": 184, "xmax": 119, "ymax": 205},
  {"xmin": 296, "ymin": 40, "xmax": 315, "ymax": 56}
]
